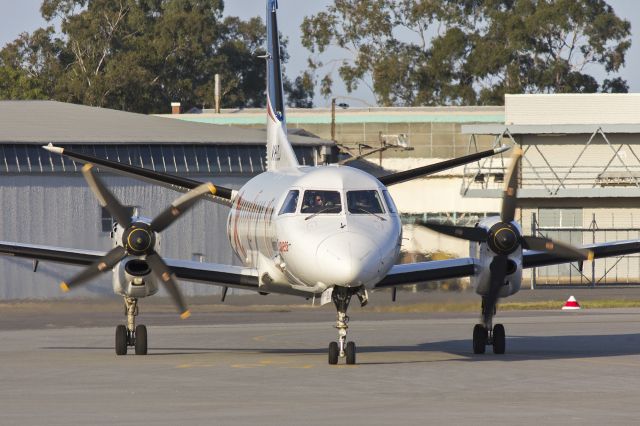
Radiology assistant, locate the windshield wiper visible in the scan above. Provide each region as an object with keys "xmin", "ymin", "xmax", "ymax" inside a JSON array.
[
  {"xmin": 355, "ymin": 207, "xmax": 386, "ymax": 221},
  {"xmin": 304, "ymin": 206, "xmax": 341, "ymax": 221}
]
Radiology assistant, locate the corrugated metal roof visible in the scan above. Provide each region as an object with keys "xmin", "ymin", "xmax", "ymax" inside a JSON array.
[
  {"xmin": 461, "ymin": 124, "xmax": 640, "ymax": 135},
  {"xmin": 0, "ymin": 101, "xmax": 332, "ymax": 146}
]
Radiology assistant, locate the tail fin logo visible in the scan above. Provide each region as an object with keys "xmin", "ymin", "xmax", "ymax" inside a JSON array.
[{"xmin": 270, "ymin": 143, "xmax": 281, "ymax": 162}]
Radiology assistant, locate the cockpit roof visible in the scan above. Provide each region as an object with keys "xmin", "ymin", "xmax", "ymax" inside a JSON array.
[{"xmin": 294, "ymin": 165, "xmax": 384, "ymax": 191}]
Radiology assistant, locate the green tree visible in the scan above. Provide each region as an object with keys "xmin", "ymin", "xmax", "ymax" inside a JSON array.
[
  {"xmin": 0, "ymin": 27, "xmax": 63, "ymax": 100},
  {"xmin": 302, "ymin": 0, "xmax": 631, "ymax": 106},
  {"xmin": 0, "ymin": 0, "xmax": 313, "ymax": 113}
]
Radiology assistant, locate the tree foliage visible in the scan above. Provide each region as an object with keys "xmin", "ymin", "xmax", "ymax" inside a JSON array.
[
  {"xmin": 0, "ymin": 0, "xmax": 313, "ymax": 112},
  {"xmin": 302, "ymin": 0, "xmax": 631, "ymax": 106}
]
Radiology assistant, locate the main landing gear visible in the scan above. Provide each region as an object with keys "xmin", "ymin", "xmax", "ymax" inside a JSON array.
[
  {"xmin": 472, "ymin": 297, "xmax": 506, "ymax": 355},
  {"xmin": 328, "ymin": 286, "xmax": 367, "ymax": 365},
  {"xmin": 115, "ymin": 297, "xmax": 148, "ymax": 356}
]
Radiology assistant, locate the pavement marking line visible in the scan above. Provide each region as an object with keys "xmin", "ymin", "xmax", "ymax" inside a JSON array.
[
  {"xmin": 231, "ymin": 363, "xmax": 267, "ymax": 368},
  {"xmin": 252, "ymin": 331, "xmax": 297, "ymax": 342}
]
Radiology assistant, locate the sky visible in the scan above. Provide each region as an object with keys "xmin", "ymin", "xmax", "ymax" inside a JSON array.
[{"xmin": 1, "ymin": 0, "xmax": 638, "ymax": 107}]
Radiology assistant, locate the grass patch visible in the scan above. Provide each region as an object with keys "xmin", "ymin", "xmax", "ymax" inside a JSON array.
[{"xmin": 371, "ymin": 299, "xmax": 640, "ymax": 313}]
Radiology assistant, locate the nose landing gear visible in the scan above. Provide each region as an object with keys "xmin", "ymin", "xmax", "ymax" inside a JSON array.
[
  {"xmin": 328, "ymin": 286, "xmax": 365, "ymax": 365},
  {"xmin": 472, "ymin": 298, "xmax": 506, "ymax": 355},
  {"xmin": 115, "ymin": 297, "xmax": 148, "ymax": 355}
]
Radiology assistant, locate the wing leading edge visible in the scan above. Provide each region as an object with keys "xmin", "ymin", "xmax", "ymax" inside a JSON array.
[
  {"xmin": 42, "ymin": 145, "xmax": 235, "ymax": 207},
  {"xmin": 0, "ymin": 241, "xmax": 261, "ymax": 293}
]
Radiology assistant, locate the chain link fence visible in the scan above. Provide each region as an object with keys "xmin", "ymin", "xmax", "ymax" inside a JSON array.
[{"xmin": 530, "ymin": 212, "xmax": 640, "ymax": 287}]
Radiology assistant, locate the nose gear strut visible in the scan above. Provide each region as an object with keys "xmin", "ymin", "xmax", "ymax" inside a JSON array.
[
  {"xmin": 473, "ymin": 297, "xmax": 505, "ymax": 355},
  {"xmin": 328, "ymin": 286, "xmax": 365, "ymax": 365},
  {"xmin": 115, "ymin": 297, "xmax": 148, "ymax": 356}
]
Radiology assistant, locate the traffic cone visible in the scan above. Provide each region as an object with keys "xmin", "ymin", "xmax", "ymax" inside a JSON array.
[{"xmin": 562, "ymin": 295, "xmax": 581, "ymax": 310}]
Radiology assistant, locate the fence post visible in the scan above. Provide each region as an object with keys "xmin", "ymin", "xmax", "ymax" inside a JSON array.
[
  {"xmin": 531, "ymin": 212, "xmax": 537, "ymax": 290},
  {"xmin": 591, "ymin": 213, "xmax": 596, "ymax": 287}
]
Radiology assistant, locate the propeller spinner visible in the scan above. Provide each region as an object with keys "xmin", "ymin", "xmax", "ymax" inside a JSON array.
[{"xmin": 60, "ymin": 164, "xmax": 217, "ymax": 319}]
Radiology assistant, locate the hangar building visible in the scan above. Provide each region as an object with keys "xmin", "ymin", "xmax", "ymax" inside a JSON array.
[{"xmin": 0, "ymin": 101, "xmax": 332, "ymax": 299}]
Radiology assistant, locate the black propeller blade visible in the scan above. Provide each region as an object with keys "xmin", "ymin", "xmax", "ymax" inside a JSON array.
[
  {"xmin": 500, "ymin": 148, "xmax": 522, "ymax": 223},
  {"xmin": 146, "ymin": 253, "xmax": 191, "ymax": 319},
  {"xmin": 82, "ymin": 164, "xmax": 132, "ymax": 229},
  {"xmin": 150, "ymin": 183, "xmax": 217, "ymax": 233},
  {"xmin": 60, "ymin": 165, "xmax": 215, "ymax": 318},
  {"xmin": 484, "ymin": 255, "xmax": 509, "ymax": 326},
  {"xmin": 61, "ymin": 246, "xmax": 127, "ymax": 292},
  {"xmin": 521, "ymin": 236, "xmax": 593, "ymax": 261}
]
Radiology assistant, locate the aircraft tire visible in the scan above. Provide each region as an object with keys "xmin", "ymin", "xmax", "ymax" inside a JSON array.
[
  {"xmin": 115, "ymin": 324, "xmax": 128, "ymax": 356},
  {"xmin": 473, "ymin": 324, "xmax": 487, "ymax": 354},
  {"xmin": 328, "ymin": 342, "xmax": 339, "ymax": 365},
  {"xmin": 345, "ymin": 341, "xmax": 356, "ymax": 365},
  {"xmin": 135, "ymin": 324, "xmax": 148, "ymax": 355},
  {"xmin": 492, "ymin": 324, "xmax": 506, "ymax": 354}
]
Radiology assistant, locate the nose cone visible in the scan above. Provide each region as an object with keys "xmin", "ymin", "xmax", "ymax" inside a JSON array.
[{"xmin": 316, "ymin": 232, "xmax": 380, "ymax": 286}]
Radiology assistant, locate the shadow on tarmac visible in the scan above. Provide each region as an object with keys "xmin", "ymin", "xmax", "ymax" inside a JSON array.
[{"xmin": 41, "ymin": 332, "xmax": 640, "ymax": 362}]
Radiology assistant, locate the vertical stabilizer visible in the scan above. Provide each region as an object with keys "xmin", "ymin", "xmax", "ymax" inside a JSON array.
[{"xmin": 265, "ymin": 0, "xmax": 298, "ymax": 171}]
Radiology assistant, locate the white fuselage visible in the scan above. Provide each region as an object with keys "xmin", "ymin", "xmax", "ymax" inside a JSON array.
[{"xmin": 226, "ymin": 165, "xmax": 403, "ymax": 294}]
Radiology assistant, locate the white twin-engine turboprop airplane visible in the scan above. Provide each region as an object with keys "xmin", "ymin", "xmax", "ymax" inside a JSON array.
[{"xmin": 2, "ymin": 0, "xmax": 640, "ymax": 363}]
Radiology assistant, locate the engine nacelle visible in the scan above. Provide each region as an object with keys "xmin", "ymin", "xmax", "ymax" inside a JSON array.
[
  {"xmin": 113, "ymin": 257, "xmax": 159, "ymax": 298},
  {"xmin": 469, "ymin": 216, "xmax": 523, "ymax": 299}
]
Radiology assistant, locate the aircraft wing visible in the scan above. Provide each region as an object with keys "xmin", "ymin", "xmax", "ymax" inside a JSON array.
[
  {"xmin": 42, "ymin": 145, "xmax": 235, "ymax": 207},
  {"xmin": 0, "ymin": 241, "xmax": 262, "ymax": 293},
  {"xmin": 374, "ymin": 258, "xmax": 477, "ymax": 289},
  {"xmin": 375, "ymin": 240, "xmax": 640, "ymax": 288},
  {"xmin": 378, "ymin": 145, "xmax": 509, "ymax": 186},
  {"xmin": 522, "ymin": 240, "xmax": 640, "ymax": 268}
]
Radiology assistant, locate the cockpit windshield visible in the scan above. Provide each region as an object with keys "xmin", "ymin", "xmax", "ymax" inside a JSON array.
[
  {"xmin": 278, "ymin": 190, "xmax": 299, "ymax": 215},
  {"xmin": 347, "ymin": 190, "xmax": 385, "ymax": 214},
  {"xmin": 301, "ymin": 190, "xmax": 342, "ymax": 214}
]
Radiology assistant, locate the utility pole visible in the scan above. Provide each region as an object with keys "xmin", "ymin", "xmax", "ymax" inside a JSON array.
[
  {"xmin": 215, "ymin": 74, "xmax": 221, "ymax": 114},
  {"xmin": 379, "ymin": 131, "xmax": 384, "ymax": 167},
  {"xmin": 331, "ymin": 97, "xmax": 336, "ymax": 142}
]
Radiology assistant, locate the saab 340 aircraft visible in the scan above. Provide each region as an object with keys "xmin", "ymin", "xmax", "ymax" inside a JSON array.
[{"xmin": 2, "ymin": 0, "xmax": 640, "ymax": 363}]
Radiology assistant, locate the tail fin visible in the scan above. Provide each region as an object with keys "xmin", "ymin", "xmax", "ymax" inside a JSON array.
[{"xmin": 265, "ymin": 0, "xmax": 298, "ymax": 171}]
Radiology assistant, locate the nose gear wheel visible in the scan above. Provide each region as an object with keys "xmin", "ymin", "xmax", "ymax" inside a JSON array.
[{"xmin": 114, "ymin": 297, "xmax": 148, "ymax": 356}]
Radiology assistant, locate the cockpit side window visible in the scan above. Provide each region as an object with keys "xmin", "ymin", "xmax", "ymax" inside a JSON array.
[
  {"xmin": 347, "ymin": 190, "xmax": 385, "ymax": 214},
  {"xmin": 382, "ymin": 190, "xmax": 398, "ymax": 214},
  {"xmin": 278, "ymin": 190, "xmax": 299, "ymax": 215},
  {"xmin": 301, "ymin": 190, "xmax": 342, "ymax": 214}
]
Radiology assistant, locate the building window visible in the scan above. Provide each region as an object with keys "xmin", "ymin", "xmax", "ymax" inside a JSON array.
[
  {"xmin": 401, "ymin": 212, "xmax": 499, "ymax": 227},
  {"xmin": 101, "ymin": 206, "xmax": 135, "ymax": 232},
  {"xmin": 535, "ymin": 208, "xmax": 583, "ymax": 280},
  {"xmin": 0, "ymin": 144, "xmax": 322, "ymax": 175}
]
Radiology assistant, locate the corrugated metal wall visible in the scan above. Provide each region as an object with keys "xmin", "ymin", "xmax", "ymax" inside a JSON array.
[
  {"xmin": 0, "ymin": 174, "xmax": 249, "ymax": 299},
  {"xmin": 505, "ymin": 94, "xmax": 640, "ymax": 125}
]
